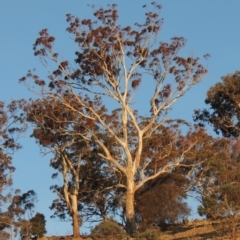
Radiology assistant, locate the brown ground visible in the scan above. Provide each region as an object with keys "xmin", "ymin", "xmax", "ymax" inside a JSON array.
[
  {"xmin": 159, "ymin": 218, "xmax": 240, "ymax": 239},
  {"xmin": 41, "ymin": 218, "xmax": 240, "ymax": 240}
]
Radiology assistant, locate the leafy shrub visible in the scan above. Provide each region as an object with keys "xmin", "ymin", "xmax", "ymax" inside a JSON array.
[
  {"xmin": 90, "ymin": 219, "xmax": 127, "ymax": 240},
  {"xmin": 134, "ymin": 227, "xmax": 161, "ymax": 240},
  {"xmin": 30, "ymin": 212, "xmax": 47, "ymax": 237}
]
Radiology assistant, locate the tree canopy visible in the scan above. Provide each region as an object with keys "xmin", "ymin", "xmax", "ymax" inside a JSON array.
[
  {"xmin": 5, "ymin": 2, "xmax": 240, "ymax": 239},
  {"xmin": 19, "ymin": 2, "xmax": 208, "ymax": 236},
  {"xmin": 194, "ymin": 71, "xmax": 240, "ymax": 138}
]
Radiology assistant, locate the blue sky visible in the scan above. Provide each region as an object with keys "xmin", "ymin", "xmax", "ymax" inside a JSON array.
[{"xmin": 1, "ymin": 0, "xmax": 240, "ymax": 236}]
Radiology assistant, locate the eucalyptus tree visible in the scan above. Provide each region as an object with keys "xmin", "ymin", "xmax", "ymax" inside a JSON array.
[
  {"xmin": 8, "ymin": 190, "xmax": 37, "ymax": 240},
  {"xmin": 24, "ymin": 95, "xmax": 124, "ymax": 236},
  {"xmin": 193, "ymin": 70, "xmax": 240, "ymax": 236},
  {"xmin": 20, "ymin": 2, "xmax": 208, "ymax": 235},
  {"xmin": 24, "ymin": 97, "xmax": 96, "ymax": 237}
]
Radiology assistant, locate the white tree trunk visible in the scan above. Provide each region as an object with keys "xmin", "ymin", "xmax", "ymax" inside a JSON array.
[{"xmin": 125, "ymin": 176, "xmax": 136, "ymax": 236}]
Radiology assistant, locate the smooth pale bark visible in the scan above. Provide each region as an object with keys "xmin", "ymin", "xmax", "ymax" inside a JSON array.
[
  {"xmin": 125, "ymin": 178, "xmax": 136, "ymax": 236},
  {"xmin": 71, "ymin": 195, "xmax": 80, "ymax": 237},
  {"xmin": 62, "ymin": 156, "xmax": 81, "ymax": 238}
]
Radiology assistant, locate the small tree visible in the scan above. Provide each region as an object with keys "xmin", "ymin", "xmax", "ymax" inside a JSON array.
[
  {"xmin": 30, "ymin": 213, "xmax": 47, "ymax": 238},
  {"xmin": 8, "ymin": 190, "xmax": 37, "ymax": 240},
  {"xmin": 21, "ymin": 3, "xmax": 208, "ymax": 236}
]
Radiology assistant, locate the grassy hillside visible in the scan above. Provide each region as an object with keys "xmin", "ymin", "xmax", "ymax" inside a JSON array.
[{"xmin": 40, "ymin": 218, "xmax": 240, "ymax": 240}]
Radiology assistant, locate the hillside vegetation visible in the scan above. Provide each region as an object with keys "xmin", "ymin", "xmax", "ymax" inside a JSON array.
[{"xmin": 38, "ymin": 218, "xmax": 240, "ymax": 240}]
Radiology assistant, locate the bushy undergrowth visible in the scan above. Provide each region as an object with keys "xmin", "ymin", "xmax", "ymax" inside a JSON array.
[
  {"xmin": 134, "ymin": 226, "xmax": 162, "ymax": 240},
  {"xmin": 90, "ymin": 219, "xmax": 127, "ymax": 240}
]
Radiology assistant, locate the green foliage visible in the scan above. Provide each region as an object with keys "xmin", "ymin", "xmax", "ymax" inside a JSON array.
[
  {"xmin": 194, "ymin": 71, "xmax": 240, "ymax": 138},
  {"xmin": 90, "ymin": 220, "xmax": 127, "ymax": 240},
  {"xmin": 197, "ymin": 140, "xmax": 240, "ymax": 220},
  {"xmin": 198, "ymin": 196, "xmax": 219, "ymax": 219},
  {"xmin": 134, "ymin": 227, "xmax": 161, "ymax": 240},
  {"xmin": 30, "ymin": 212, "xmax": 47, "ymax": 237}
]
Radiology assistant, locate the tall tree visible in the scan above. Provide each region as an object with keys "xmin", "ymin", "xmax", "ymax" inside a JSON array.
[
  {"xmin": 20, "ymin": 3, "xmax": 208, "ymax": 235},
  {"xmin": 193, "ymin": 71, "xmax": 240, "ymax": 237}
]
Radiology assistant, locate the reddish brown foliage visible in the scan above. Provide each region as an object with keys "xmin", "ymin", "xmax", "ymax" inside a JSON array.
[{"xmin": 20, "ymin": 2, "xmax": 208, "ymax": 236}]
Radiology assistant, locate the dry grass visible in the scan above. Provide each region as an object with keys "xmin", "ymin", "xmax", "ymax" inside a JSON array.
[
  {"xmin": 160, "ymin": 218, "xmax": 240, "ymax": 239},
  {"xmin": 41, "ymin": 218, "xmax": 240, "ymax": 240}
]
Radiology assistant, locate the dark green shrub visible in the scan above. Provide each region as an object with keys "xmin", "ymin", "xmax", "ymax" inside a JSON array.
[
  {"xmin": 134, "ymin": 227, "xmax": 161, "ymax": 240},
  {"xmin": 90, "ymin": 219, "xmax": 127, "ymax": 240},
  {"xmin": 30, "ymin": 212, "xmax": 47, "ymax": 238}
]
